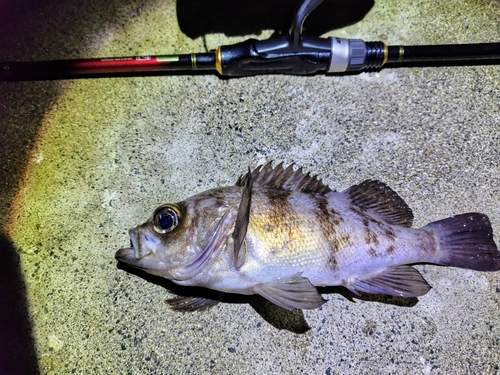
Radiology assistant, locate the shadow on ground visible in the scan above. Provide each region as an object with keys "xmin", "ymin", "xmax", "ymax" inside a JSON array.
[
  {"xmin": 117, "ymin": 261, "xmax": 419, "ymax": 334},
  {"xmin": 177, "ymin": 0, "xmax": 374, "ymax": 38},
  {"xmin": 0, "ymin": 233, "xmax": 39, "ymax": 374}
]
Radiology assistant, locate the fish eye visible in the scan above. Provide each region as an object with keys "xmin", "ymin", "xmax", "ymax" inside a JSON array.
[{"xmin": 153, "ymin": 204, "xmax": 181, "ymax": 234}]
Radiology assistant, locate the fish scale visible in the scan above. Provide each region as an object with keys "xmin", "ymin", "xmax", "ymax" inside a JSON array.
[
  {"xmin": 247, "ymin": 191, "xmax": 327, "ymax": 265},
  {"xmin": 116, "ymin": 162, "xmax": 500, "ymax": 312}
]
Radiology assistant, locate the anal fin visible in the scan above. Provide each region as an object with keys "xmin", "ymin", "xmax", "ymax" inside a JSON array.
[
  {"xmin": 253, "ymin": 274, "xmax": 325, "ymax": 310},
  {"xmin": 346, "ymin": 265, "xmax": 431, "ymax": 297}
]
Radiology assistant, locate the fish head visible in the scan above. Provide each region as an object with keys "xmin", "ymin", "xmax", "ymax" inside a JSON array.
[
  {"xmin": 115, "ymin": 188, "xmax": 239, "ymax": 280},
  {"xmin": 115, "ymin": 203, "xmax": 191, "ymax": 277}
]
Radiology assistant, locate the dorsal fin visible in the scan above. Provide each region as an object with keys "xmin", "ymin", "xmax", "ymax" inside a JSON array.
[
  {"xmin": 236, "ymin": 161, "xmax": 332, "ymax": 195},
  {"xmin": 344, "ymin": 180, "xmax": 414, "ymax": 227}
]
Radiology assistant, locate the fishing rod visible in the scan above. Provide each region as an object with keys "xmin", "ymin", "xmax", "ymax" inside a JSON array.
[{"xmin": 2, "ymin": 0, "xmax": 500, "ymax": 81}]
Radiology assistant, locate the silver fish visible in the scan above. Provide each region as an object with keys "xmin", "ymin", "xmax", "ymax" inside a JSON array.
[{"xmin": 115, "ymin": 162, "xmax": 500, "ymax": 311}]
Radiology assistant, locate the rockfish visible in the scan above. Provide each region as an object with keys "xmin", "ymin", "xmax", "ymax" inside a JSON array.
[{"xmin": 115, "ymin": 162, "xmax": 500, "ymax": 311}]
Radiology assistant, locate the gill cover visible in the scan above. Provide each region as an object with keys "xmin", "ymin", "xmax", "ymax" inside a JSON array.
[{"xmin": 170, "ymin": 210, "xmax": 234, "ymax": 281}]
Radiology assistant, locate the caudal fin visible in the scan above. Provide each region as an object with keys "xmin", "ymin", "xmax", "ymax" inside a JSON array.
[{"xmin": 425, "ymin": 213, "xmax": 500, "ymax": 271}]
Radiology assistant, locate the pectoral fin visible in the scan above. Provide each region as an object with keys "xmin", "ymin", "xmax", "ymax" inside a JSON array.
[
  {"xmin": 232, "ymin": 167, "xmax": 252, "ymax": 269},
  {"xmin": 253, "ymin": 274, "xmax": 325, "ymax": 310},
  {"xmin": 166, "ymin": 296, "xmax": 221, "ymax": 312},
  {"xmin": 346, "ymin": 265, "xmax": 431, "ymax": 297}
]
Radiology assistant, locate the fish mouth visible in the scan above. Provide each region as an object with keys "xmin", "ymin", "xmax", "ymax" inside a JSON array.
[
  {"xmin": 115, "ymin": 226, "xmax": 182, "ymax": 276},
  {"xmin": 115, "ymin": 247, "xmax": 142, "ymax": 266},
  {"xmin": 115, "ymin": 233, "xmax": 139, "ymax": 267},
  {"xmin": 115, "ymin": 230, "xmax": 171, "ymax": 275},
  {"xmin": 115, "ymin": 227, "xmax": 153, "ymax": 266},
  {"xmin": 115, "ymin": 234, "xmax": 150, "ymax": 267},
  {"xmin": 115, "ymin": 246, "xmax": 164, "ymax": 275}
]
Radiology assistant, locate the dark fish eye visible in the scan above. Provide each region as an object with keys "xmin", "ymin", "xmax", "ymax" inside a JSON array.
[
  {"xmin": 153, "ymin": 204, "xmax": 181, "ymax": 233},
  {"xmin": 159, "ymin": 212, "xmax": 174, "ymax": 229}
]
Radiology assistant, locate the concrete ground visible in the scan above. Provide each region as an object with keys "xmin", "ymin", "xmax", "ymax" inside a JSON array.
[{"xmin": 1, "ymin": 0, "xmax": 499, "ymax": 374}]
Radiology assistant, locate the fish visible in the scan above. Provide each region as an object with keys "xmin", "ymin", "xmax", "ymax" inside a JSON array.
[{"xmin": 115, "ymin": 162, "xmax": 500, "ymax": 311}]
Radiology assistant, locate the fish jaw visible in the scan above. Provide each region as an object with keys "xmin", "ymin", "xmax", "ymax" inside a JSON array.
[
  {"xmin": 115, "ymin": 225, "xmax": 182, "ymax": 276},
  {"xmin": 115, "ymin": 246, "xmax": 168, "ymax": 277}
]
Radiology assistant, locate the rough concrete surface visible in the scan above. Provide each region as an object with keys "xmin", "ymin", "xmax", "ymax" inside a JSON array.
[{"xmin": 1, "ymin": 0, "xmax": 500, "ymax": 374}]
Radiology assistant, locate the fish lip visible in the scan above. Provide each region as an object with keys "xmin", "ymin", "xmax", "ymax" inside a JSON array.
[
  {"xmin": 115, "ymin": 247, "xmax": 136, "ymax": 263},
  {"xmin": 115, "ymin": 246, "xmax": 173, "ymax": 277},
  {"xmin": 115, "ymin": 247, "xmax": 158, "ymax": 272}
]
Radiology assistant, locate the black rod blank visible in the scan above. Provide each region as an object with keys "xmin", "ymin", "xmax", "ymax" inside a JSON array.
[{"xmin": 386, "ymin": 43, "xmax": 500, "ymax": 63}]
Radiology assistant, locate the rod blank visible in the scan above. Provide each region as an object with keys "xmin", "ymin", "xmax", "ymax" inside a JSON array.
[
  {"xmin": 387, "ymin": 43, "xmax": 500, "ymax": 63},
  {"xmin": 1, "ymin": 53, "xmax": 215, "ymax": 81}
]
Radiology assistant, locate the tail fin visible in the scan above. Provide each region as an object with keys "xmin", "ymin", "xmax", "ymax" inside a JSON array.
[{"xmin": 425, "ymin": 213, "xmax": 500, "ymax": 271}]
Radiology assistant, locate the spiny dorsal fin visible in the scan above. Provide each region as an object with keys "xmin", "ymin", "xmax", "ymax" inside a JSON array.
[
  {"xmin": 344, "ymin": 180, "xmax": 414, "ymax": 227},
  {"xmin": 236, "ymin": 161, "xmax": 332, "ymax": 195}
]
